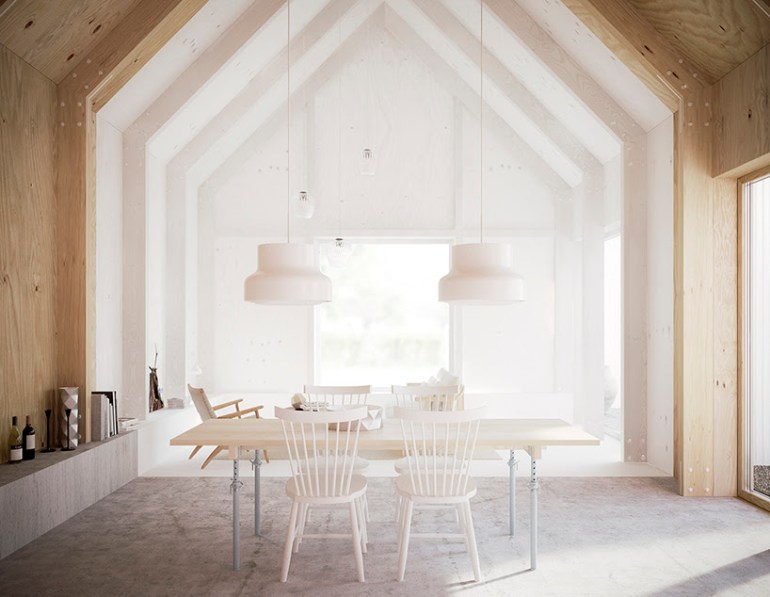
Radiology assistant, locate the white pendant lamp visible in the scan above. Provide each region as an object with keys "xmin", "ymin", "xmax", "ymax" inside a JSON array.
[
  {"xmin": 438, "ymin": 0, "xmax": 524, "ymax": 305},
  {"xmin": 243, "ymin": 0, "xmax": 331, "ymax": 306},
  {"xmin": 439, "ymin": 243, "xmax": 524, "ymax": 304},
  {"xmin": 244, "ymin": 243, "xmax": 331, "ymax": 305}
]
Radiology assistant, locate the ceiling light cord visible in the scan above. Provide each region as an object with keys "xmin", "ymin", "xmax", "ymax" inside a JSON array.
[
  {"xmin": 479, "ymin": 0, "xmax": 484, "ymax": 245},
  {"xmin": 287, "ymin": 0, "xmax": 291, "ymax": 244}
]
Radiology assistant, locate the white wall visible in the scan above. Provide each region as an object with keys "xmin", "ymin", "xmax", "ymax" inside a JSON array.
[
  {"xmin": 646, "ymin": 117, "xmax": 674, "ymax": 474},
  {"xmin": 95, "ymin": 118, "xmax": 124, "ymax": 397}
]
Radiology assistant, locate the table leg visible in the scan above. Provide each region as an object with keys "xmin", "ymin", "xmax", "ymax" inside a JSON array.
[
  {"xmin": 529, "ymin": 458, "xmax": 539, "ymax": 571},
  {"xmin": 231, "ymin": 459, "xmax": 243, "ymax": 571},
  {"xmin": 508, "ymin": 449, "xmax": 518, "ymax": 535},
  {"xmin": 251, "ymin": 450, "xmax": 263, "ymax": 536}
]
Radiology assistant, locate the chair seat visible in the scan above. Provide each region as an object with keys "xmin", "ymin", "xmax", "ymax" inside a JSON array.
[
  {"xmin": 396, "ymin": 474, "xmax": 477, "ymax": 503},
  {"xmin": 286, "ymin": 473, "xmax": 368, "ymax": 502}
]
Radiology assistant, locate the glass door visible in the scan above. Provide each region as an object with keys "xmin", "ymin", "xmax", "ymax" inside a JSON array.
[{"xmin": 741, "ymin": 169, "xmax": 770, "ymax": 509}]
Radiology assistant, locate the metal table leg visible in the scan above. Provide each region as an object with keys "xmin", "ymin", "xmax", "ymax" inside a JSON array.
[
  {"xmin": 508, "ymin": 449, "xmax": 518, "ymax": 535},
  {"xmin": 251, "ymin": 450, "xmax": 263, "ymax": 536},
  {"xmin": 529, "ymin": 458, "xmax": 539, "ymax": 570},
  {"xmin": 231, "ymin": 459, "xmax": 243, "ymax": 571}
]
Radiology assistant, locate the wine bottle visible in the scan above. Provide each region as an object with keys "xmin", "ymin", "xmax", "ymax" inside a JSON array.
[
  {"xmin": 22, "ymin": 415, "xmax": 36, "ymax": 460},
  {"xmin": 9, "ymin": 416, "xmax": 22, "ymax": 463}
]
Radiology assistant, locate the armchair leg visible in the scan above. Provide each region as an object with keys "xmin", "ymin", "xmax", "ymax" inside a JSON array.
[
  {"xmin": 189, "ymin": 445, "xmax": 202, "ymax": 460},
  {"xmin": 201, "ymin": 446, "xmax": 224, "ymax": 469}
]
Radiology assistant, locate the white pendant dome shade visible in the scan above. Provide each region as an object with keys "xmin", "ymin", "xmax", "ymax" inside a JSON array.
[
  {"xmin": 244, "ymin": 243, "xmax": 331, "ymax": 305},
  {"xmin": 438, "ymin": 243, "xmax": 525, "ymax": 304}
]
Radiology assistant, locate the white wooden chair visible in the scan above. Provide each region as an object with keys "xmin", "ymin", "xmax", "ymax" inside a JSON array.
[
  {"xmin": 276, "ymin": 405, "xmax": 369, "ymax": 583},
  {"xmin": 187, "ymin": 384, "xmax": 267, "ymax": 468},
  {"xmin": 393, "ymin": 406, "xmax": 485, "ymax": 582},
  {"xmin": 304, "ymin": 384, "xmax": 372, "ymax": 407},
  {"xmin": 391, "ymin": 385, "xmax": 463, "ymax": 476},
  {"xmin": 391, "ymin": 384, "xmax": 464, "ymax": 412}
]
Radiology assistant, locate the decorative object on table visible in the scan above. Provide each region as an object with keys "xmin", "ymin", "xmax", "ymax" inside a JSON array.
[
  {"xmin": 90, "ymin": 393, "xmax": 110, "ymax": 441},
  {"xmin": 61, "ymin": 408, "xmax": 76, "ymax": 451},
  {"xmin": 148, "ymin": 347, "xmax": 164, "ymax": 412},
  {"xmin": 41, "ymin": 409, "xmax": 55, "ymax": 452},
  {"xmin": 22, "ymin": 415, "xmax": 35, "ymax": 460},
  {"xmin": 8, "ymin": 416, "xmax": 22, "ymax": 463},
  {"xmin": 58, "ymin": 387, "xmax": 78, "ymax": 449}
]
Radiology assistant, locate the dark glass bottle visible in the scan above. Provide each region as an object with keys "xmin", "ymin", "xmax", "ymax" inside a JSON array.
[{"xmin": 22, "ymin": 415, "xmax": 35, "ymax": 460}]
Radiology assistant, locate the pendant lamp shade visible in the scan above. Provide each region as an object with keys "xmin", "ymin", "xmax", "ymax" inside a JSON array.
[
  {"xmin": 438, "ymin": 243, "xmax": 524, "ymax": 304},
  {"xmin": 244, "ymin": 243, "xmax": 331, "ymax": 305}
]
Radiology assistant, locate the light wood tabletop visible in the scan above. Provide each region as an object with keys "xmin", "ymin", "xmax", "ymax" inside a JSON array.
[{"xmin": 171, "ymin": 417, "xmax": 599, "ymax": 459}]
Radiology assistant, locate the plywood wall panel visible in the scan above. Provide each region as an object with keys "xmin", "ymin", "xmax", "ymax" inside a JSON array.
[
  {"xmin": 628, "ymin": 0, "xmax": 770, "ymax": 84},
  {"xmin": 0, "ymin": 0, "xmax": 143, "ymax": 83},
  {"xmin": 715, "ymin": 44, "xmax": 770, "ymax": 178},
  {"xmin": 0, "ymin": 43, "xmax": 57, "ymax": 462},
  {"xmin": 712, "ymin": 175, "xmax": 738, "ymax": 496}
]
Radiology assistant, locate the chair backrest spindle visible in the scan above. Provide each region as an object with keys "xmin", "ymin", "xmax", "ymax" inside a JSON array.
[
  {"xmin": 276, "ymin": 406, "xmax": 367, "ymax": 498},
  {"xmin": 394, "ymin": 406, "xmax": 484, "ymax": 497}
]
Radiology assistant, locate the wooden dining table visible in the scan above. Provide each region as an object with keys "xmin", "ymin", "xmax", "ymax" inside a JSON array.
[{"xmin": 170, "ymin": 417, "xmax": 598, "ymax": 572}]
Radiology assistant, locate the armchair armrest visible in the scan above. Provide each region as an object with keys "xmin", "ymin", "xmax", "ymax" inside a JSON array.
[
  {"xmin": 212, "ymin": 398, "xmax": 244, "ymax": 411},
  {"xmin": 218, "ymin": 405, "xmax": 264, "ymax": 419}
]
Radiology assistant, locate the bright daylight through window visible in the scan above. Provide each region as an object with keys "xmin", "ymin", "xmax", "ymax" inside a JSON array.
[{"xmin": 317, "ymin": 243, "xmax": 449, "ymax": 387}]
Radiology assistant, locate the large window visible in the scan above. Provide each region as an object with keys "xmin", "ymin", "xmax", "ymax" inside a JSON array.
[
  {"xmin": 317, "ymin": 242, "xmax": 450, "ymax": 387},
  {"xmin": 741, "ymin": 171, "xmax": 770, "ymax": 508}
]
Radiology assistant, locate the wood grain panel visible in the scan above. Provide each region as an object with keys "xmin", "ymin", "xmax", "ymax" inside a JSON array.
[
  {"xmin": 562, "ymin": 0, "xmax": 701, "ymax": 110},
  {"xmin": 715, "ymin": 44, "xmax": 770, "ymax": 177},
  {"xmin": 0, "ymin": 43, "xmax": 58, "ymax": 463},
  {"xmin": 712, "ymin": 175, "xmax": 738, "ymax": 496},
  {"xmin": 0, "ymin": 0, "xmax": 142, "ymax": 83},
  {"xmin": 55, "ymin": 0, "xmax": 206, "ymax": 442},
  {"xmin": 628, "ymin": 0, "xmax": 770, "ymax": 83},
  {"xmin": 676, "ymin": 86, "xmax": 716, "ymax": 497}
]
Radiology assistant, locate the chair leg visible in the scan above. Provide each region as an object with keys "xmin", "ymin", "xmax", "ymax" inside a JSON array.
[
  {"xmin": 355, "ymin": 497, "xmax": 368, "ymax": 553},
  {"xmin": 463, "ymin": 501, "xmax": 482, "ymax": 582},
  {"xmin": 201, "ymin": 446, "xmax": 224, "ymax": 469},
  {"xmin": 281, "ymin": 502, "xmax": 300, "ymax": 582},
  {"xmin": 188, "ymin": 445, "xmax": 202, "ymax": 460},
  {"xmin": 294, "ymin": 504, "xmax": 309, "ymax": 553},
  {"xmin": 457, "ymin": 504, "xmax": 470, "ymax": 552},
  {"xmin": 349, "ymin": 501, "xmax": 366, "ymax": 582},
  {"xmin": 397, "ymin": 499, "xmax": 414, "ymax": 581}
]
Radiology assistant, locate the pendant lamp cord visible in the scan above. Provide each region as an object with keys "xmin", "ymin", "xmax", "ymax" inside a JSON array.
[
  {"xmin": 479, "ymin": 0, "xmax": 484, "ymax": 245},
  {"xmin": 287, "ymin": 0, "xmax": 291, "ymax": 244}
]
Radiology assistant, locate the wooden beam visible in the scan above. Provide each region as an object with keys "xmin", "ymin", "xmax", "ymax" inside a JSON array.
[
  {"xmin": 483, "ymin": 0, "xmax": 640, "ymax": 140},
  {"xmin": 561, "ymin": 0, "xmax": 704, "ymax": 110},
  {"xmin": 412, "ymin": 0, "xmax": 600, "ymax": 173},
  {"xmin": 55, "ymin": 0, "xmax": 205, "ymax": 440},
  {"xmin": 91, "ymin": 0, "xmax": 208, "ymax": 112}
]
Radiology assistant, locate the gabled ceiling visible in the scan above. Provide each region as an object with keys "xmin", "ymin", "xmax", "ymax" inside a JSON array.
[{"xmin": 104, "ymin": 0, "xmax": 647, "ymax": 198}]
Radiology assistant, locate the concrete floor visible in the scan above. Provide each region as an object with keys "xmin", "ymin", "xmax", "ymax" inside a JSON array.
[{"xmin": 1, "ymin": 475, "xmax": 769, "ymax": 596}]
